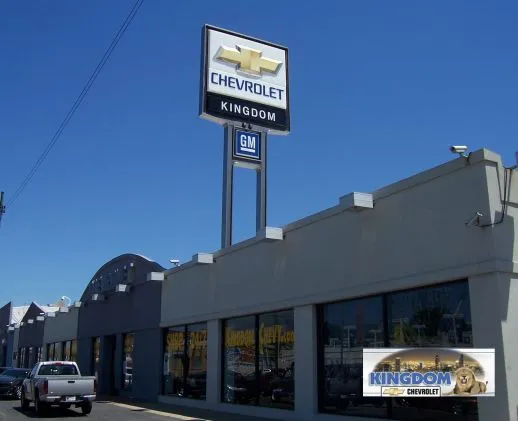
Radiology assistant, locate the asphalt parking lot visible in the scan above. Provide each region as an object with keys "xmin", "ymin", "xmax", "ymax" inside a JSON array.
[{"xmin": 0, "ymin": 398, "xmax": 211, "ymax": 421}]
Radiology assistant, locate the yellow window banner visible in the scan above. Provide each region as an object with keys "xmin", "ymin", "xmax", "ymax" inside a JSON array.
[
  {"xmin": 166, "ymin": 331, "xmax": 185, "ymax": 352},
  {"xmin": 224, "ymin": 325, "xmax": 295, "ymax": 348},
  {"xmin": 259, "ymin": 323, "xmax": 294, "ymax": 347},
  {"xmin": 189, "ymin": 330, "xmax": 208, "ymax": 349},
  {"xmin": 225, "ymin": 328, "xmax": 255, "ymax": 348}
]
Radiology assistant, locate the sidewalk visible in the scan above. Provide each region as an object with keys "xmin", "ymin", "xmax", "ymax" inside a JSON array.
[{"xmin": 97, "ymin": 395, "xmax": 290, "ymax": 421}]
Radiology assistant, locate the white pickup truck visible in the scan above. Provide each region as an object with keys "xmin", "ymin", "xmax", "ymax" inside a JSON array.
[{"xmin": 20, "ymin": 361, "xmax": 96, "ymax": 416}]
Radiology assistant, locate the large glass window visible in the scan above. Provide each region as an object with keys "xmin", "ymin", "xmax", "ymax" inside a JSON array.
[
  {"xmin": 258, "ymin": 310, "xmax": 295, "ymax": 409},
  {"xmin": 186, "ymin": 324, "xmax": 207, "ymax": 400},
  {"xmin": 319, "ymin": 296, "xmax": 386, "ymax": 417},
  {"xmin": 54, "ymin": 342, "xmax": 63, "ymax": 361},
  {"xmin": 122, "ymin": 333, "xmax": 134, "ymax": 391},
  {"xmin": 92, "ymin": 337, "xmax": 100, "ymax": 380},
  {"xmin": 47, "ymin": 343, "xmax": 54, "ymax": 361},
  {"xmin": 163, "ymin": 323, "xmax": 207, "ymax": 400},
  {"xmin": 71, "ymin": 340, "xmax": 77, "ymax": 362},
  {"xmin": 64, "ymin": 341, "xmax": 71, "ymax": 361},
  {"xmin": 164, "ymin": 326, "xmax": 185, "ymax": 396},
  {"xmin": 223, "ymin": 316, "xmax": 257, "ymax": 405},
  {"xmin": 222, "ymin": 310, "xmax": 295, "ymax": 410},
  {"xmin": 28, "ymin": 347, "xmax": 34, "ymax": 368},
  {"xmin": 387, "ymin": 281, "xmax": 475, "ymax": 421},
  {"xmin": 317, "ymin": 280, "xmax": 477, "ymax": 421}
]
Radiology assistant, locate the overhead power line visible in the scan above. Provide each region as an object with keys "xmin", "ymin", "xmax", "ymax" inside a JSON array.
[{"xmin": 5, "ymin": 0, "xmax": 144, "ymax": 210}]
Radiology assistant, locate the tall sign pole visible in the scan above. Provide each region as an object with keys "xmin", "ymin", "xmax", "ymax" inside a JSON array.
[
  {"xmin": 199, "ymin": 25, "xmax": 290, "ymax": 249},
  {"xmin": 221, "ymin": 124, "xmax": 233, "ymax": 248}
]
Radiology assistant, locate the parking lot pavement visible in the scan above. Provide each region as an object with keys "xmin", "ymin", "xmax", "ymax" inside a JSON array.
[{"xmin": 0, "ymin": 398, "xmax": 213, "ymax": 421}]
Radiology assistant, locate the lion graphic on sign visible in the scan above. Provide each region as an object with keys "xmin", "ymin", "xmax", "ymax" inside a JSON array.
[{"xmin": 452, "ymin": 367, "xmax": 487, "ymax": 395}]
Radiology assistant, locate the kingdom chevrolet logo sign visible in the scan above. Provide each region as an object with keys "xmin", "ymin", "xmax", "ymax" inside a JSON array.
[
  {"xmin": 199, "ymin": 25, "xmax": 290, "ymax": 134},
  {"xmin": 215, "ymin": 45, "xmax": 282, "ymax": 77}
]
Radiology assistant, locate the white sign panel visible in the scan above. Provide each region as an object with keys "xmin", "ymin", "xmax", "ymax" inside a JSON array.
[{"xmin": 199, "ymin": 25, "xmax": 290, "ymax": 134}]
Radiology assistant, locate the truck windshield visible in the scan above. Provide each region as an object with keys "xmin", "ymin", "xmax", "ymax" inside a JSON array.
[{"xmin": 38, "ymin": 364, "xmax": 78, "ymax": 376}]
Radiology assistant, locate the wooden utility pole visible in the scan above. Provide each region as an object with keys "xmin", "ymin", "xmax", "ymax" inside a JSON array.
[{"xmin": 0, "ymin": 192, "xmax": 5, "ymax": 225}]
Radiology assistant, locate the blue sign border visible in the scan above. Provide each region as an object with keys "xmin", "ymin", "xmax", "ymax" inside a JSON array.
[{"xmin": 233, "ymin": 129, "xmax": 262, "ymax": 162}]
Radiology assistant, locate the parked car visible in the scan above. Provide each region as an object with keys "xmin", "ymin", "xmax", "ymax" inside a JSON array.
[
  {"xmin": 0, "ymin": 368, "xmax": 30, "ymax": 399},
  {"xmin": 20, "ymin": 361, "xmax": 96, "ymax": 416}
]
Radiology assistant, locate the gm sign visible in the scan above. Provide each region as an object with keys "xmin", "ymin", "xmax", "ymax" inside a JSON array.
[
  {"xmin": 233, "ymin": 129, "xmax": 261, "ymax": 162},
  {"xmin": 199, "ymin": 25, "xmax": 290, "ymax": 134}
]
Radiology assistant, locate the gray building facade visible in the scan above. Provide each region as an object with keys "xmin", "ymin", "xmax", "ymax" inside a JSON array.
[
  {"xmin": 16, "ymin": 303, "xmax": 51, "ymax": 368},
  {"xmin": 1, "ymin": 148, "xmax": 516, "ymax": 421},
  {"xmin": 76, "ymin": 254, "xmax": 165, "ymax": 401},
  {"xmin": 158, "ymin": 149, "xmax": 518, "ymax": 421},
  {"xmin": 42, "ymin": 304, "xmax": 80, "ymax": 365}
]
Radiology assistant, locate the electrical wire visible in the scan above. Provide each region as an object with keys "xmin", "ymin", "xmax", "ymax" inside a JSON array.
[{"xmin": 5, "ymin": 0, "xmax": 144, "ymax": 209}]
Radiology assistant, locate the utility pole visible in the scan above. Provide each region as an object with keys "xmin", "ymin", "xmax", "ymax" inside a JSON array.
[{"xmin": 0, "ymin": 192, "xmax": 5, "ymax": 226}]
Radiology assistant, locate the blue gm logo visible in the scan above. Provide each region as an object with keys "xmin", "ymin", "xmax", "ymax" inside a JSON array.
[
  {"xmin": 234, "ymin": 129, "xmax": 261, "ymax": 161},
  {"xmin": 369, "ymin": 371, "xmax": 452, "ymax": 386}
]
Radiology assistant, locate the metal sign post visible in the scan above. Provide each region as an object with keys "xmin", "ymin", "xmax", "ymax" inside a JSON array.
[
  {"xmin": 221, "ymin": 124, "xmax": 234, "ymax": 249},
  {"xmin": 221, "ymin": 124, "xmax": 267, "ymax": 249},
  {"xmin": 256, "ymin": 130, "xmax": 267, "ymax": 233}
]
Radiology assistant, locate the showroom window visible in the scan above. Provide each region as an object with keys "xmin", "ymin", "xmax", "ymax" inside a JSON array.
[
  {"xmin": 163, "ymin": 323, "xmax": 207, "ymax": 400},
  {"xmin": 54, "ymin": 342, "xmax": 63, "ymax": 361},
  {"xmin": 28, "ymin": 347, "xmax": 34, "ymax": 367},
  {"xmin": 387, "ymin": 281, "xmax": 475, "ymax": 421},
  {"xmin": 317, "ymin": 280, "xmax": 476, "ymax": 421},
  {"xmin": 318, "ymin": 295, "xmax": 387, "ymax": 417},
  {"xmin": 71, "ymin": 340, "xmax": 77, "ymax": 362},
  {"xmin": 64, "ymin": 341, "xmax": 71, "ymax": 361},
  {"xmin": 92, "ymin": 337, "xmax": 100, "ymax": 380},
  {"xmin": 222, "ymin": 310, "xmax": 295, "ymax": 410},
  {"xmin": 47, "ymin": 343, "xmax": 55, "ymax": 361},
  {"xmin": 122, "ymin": 333, "xmax": 135, "ymax": 391}
]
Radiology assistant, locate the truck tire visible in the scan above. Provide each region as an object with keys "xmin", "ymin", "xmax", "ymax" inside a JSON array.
[
  {"xmin": 35, "ymin": 392, "xmax": 47, "ymax": 416},
  {"xmin": 20, "ymin": 390, "xmax": 29, "ymax": 410},
  {"xmin": 81, "ymin": 401, "xmax": 92, "ymax": 415}
]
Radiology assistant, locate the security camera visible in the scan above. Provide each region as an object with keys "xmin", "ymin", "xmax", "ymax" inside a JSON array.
[
  {"xmin": 465, "ymin": 212, "xmax": 484, "ymax": 228},
  {"xmin": 169, "ymin": 259, "xmax": 180, "ymax": 266},
  {"xmin": 450, "ymin": 146, "xmax": 468, "ymax": 154}
]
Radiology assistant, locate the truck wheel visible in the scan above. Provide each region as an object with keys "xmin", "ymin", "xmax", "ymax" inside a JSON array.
[
  {"xmin": 35, "ymin": 393, "xmax": 47, "ymax": 416},
  {"xmin": 20, "ymin": 390, "xmax": 29, "ymax": 410},
  {"xmin": 81, "ymin": 401, "xmax": 92, "ymax": 415}
]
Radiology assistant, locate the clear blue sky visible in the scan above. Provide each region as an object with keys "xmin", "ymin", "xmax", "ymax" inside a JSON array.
[{"xmin": 1, "ymin": 0, "xmax": 516, "ymax": 306}]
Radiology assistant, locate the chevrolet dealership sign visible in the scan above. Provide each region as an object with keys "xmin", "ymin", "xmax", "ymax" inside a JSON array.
[{"xmin": 199, "ymin": 25, "xmax": 290, "ymax": 134}]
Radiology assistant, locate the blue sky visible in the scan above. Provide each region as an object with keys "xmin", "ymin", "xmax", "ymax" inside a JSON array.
[{"xmin": 0, "ymin": 0, "xmax": 516, "ymax": 306}]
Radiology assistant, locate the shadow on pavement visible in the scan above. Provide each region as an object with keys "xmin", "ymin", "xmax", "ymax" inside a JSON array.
[
  {"xmin": 100, "ymin": 396, "xmax": 285, "ymax": 421},
  {"xmin": 13, "ymin": 406, "xmax": 83, "ymax": 418}
]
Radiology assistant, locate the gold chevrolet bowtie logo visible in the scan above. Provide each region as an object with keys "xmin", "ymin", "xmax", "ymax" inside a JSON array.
[
  {"xmin": 215, "ymin": 45, "xmax": 282, "ymax": 77},
  {"xmin": 383, "ymin": 388, "xmax": 405, "ymax": 396}
]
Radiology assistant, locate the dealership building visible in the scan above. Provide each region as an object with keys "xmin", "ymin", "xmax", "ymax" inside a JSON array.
[{"xmin": 3, "ymin": 148, "xmax": 517, "ymax": 421}]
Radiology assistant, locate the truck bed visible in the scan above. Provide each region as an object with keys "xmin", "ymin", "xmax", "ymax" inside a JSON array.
[{"xmin": 43, "ymin": 376, "xmax": 96, "ymax": 397}]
